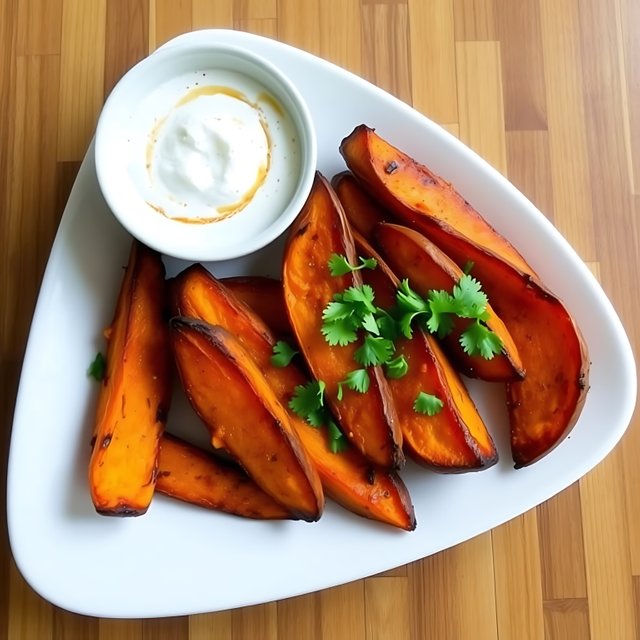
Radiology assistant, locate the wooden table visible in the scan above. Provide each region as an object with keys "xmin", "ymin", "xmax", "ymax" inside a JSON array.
[{"xmin": 1, "ymin": 1, "xmax": 638, "ymax": 638}]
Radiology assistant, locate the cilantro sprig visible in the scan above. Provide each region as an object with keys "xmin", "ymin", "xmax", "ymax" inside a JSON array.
[
  {"xmin": 414, "ymin": 392, "xmax": 444, "ymax": 416},
  {"xmin": 87, "ymin": 352, "xmax": 106, "ymax": 381},
  {"xmin": 270, "ymin": 341, "xmax": 299, "ymax": 367},
  {"xmin": 289, "ymin": 381, "xmax": 348, "ymax": 453},
  {"xmin": 328, "ymin": 253, "xmax": 377, "ymax": 276}
]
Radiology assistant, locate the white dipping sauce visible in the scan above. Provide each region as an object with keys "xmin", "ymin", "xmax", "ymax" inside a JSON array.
[{"xmin": 129, "ymin": 69, "xmax": 301, "ymax": 226}]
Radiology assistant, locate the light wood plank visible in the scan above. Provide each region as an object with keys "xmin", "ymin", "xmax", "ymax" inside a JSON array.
[
  {"xmin": 154, "ymin": 0, "xmax": 192, "ymax": 49},
  {"xmin": 634, "ymin": 576, "xmax": 640, "ymax": 640},
  {"xmin": 453, "ymin": 0, "xmax": 496, "ymax": 41},
  {"xmin": 540, "ymin": 0, "xmax": 597, "ymax": 262},
  {"xmin": 419, "ymin": 534, "xmax": 498, "ymax": 640},
  {"xmin": 506, "ymin": 130, "xmax": 554, "ymax": 221},
  {"xmin": 495, "ymin": 0, "xmax": 547, "ymax": 131},
  {"xmin": 277, "ymin": 593, "xmax": 320, "ymax": 640},
  {"xmin": 53, "ymin": 609, "xmax": 98, "ymax": 640},
  {"xmin": 319, "ymin": 582, "xmax": 366, "ymax": 640},
  {"xmin": 56, "ymin": 0, "xmax": 107, "ymax": 161},
  {"xmin": 141, "ymin": 617, "xmax": 189, "ymax": 639},
  {"xmin": 408, "ymin": 0, "xmax": 457, "ymax": 123},
  {"xmin": 191, "ymin": 0, "xmax": 234, "ymax": 29},
  {"xmin": 580, "ymin": 448, "xmax": 636, "ymax": 640},
  {"xmin": 543, "ymin": 598, "xmax": 590, "ymax": 640},
  {"xmin": 361, "ymin": 3, "xmax": 412, "ymax": 104},
  {"xmin": 319, "ymin": 0, "xmax": 362, "ymax": 75},
  {"xmin": 237, "ymin": 19, "xmax": 277, "ymax": 38},
  {"xmin": 363, "ymin": 578, "xmax": 410, "ymax": 640},
  {"xmin": 8, "ymin": 560, "xmax": 53, "ymax": 640},
  {"xmin": 104, "ymin": 0, "xmax": 149, "ymax": 95},
  {"xmin": 231, "ymin": 602, "xmax": 278, "ymax": 640},
  {"xmin": 16, "ymin": 0, "xmax": 62, "ymax": 55},
  {"xmin": 537, "ymin": 483, "xmax": 588, "ymax": 600},
  {"xmin": 189, "ymin": 612, "xmax": 232, "ymax": 639},
  {"xmin": 276, "ymin": 0, "xmax": 321, "ymax": 55},
  {"xmin": 492, "ymin": 512, "xmax": 545, "ymax": 639},
  {"xmin": 455, "ymin": 40, "xmax": 506, "ymax": 174},
  {"xmin": 98, "ymin": 619, "xmax": 143, "ymax": 640},
  {"xmin": 235, "ymin": 0, "xmax": 276, "ymax": 21}
]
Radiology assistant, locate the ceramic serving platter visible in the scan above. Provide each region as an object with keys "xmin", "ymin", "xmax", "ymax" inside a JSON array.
[{"xmin": 7, "ymin": 30, "xmax": 636, "ymax": 619}]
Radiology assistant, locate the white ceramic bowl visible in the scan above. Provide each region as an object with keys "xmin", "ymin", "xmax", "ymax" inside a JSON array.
[{"xmin": 95, "ymin": 43, "xmax": 317, "ymax": 261}]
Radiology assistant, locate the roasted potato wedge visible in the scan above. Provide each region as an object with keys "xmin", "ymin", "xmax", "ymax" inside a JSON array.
[
  {"xmin": 156, "ymin": 433, "xmax": 293, "ymax": 519},
  {"xmin": 354, "ymin": 233, "xmax": 498, "ymax": 470},
  {"xmin": 282, "ymin": 173, "xmax": 404, "ymax": 469},
  {"xmin": 221, "ymin": 276, "xmax": 292, "ymax": 337},
  {"xmin": 170, "ymin": 318, "xmax": 323, "ymax": 521},
  {"xmin": 89, "ymin": 241, "xmax": 172, "ymax": 516},
  {"xmin": 171, "ymin": 264, "xmax": 415, "ymax": 530},
  {"xmin": 375, "ymin": 223, "xmax": 524, "ymax": 382},
  {"xmin": 341, "ymin": 125, "xmax": 589, "ymax": 467}
]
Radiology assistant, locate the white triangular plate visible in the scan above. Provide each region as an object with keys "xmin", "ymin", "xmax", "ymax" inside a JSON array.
[{"xmin": 7, "ymin": 30, "xmax": 636, "ymax": 618}]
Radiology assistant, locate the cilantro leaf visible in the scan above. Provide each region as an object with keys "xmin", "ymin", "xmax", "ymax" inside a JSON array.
[
  {"xmin": 396, "ymin": 279, "xmax": 430, "ymax": 314},
  {"xmin": 460, "ymin": 321, "xmax": 503, "ymax": 359},
  {"xmin": 361, "ymin": 312, "xmax": 380, "ymax": 336},
  {"xmin": 452, "ymin": 275, "xmax": 488, "ymax": 319},
  {"xmin": 344, "ymin": 368, "xmax": 370, "ymax": 393},
  {"xmin": 426, "ymin": 289, "xmax": 457, "ymax": 337},
  {"xmin": 322, "ymin": 300, "xmax": 353, "ymax": 322},
  {"xmin": 270, "ymin": 341, "xmax": 299, "ymax": 367},
  {"xmin": 354, "ymin": 335, "xmax": 395, "ymax": 367},
  {"xmin": 87, "ymin": 352, "xmax": 106, "ymax": 381},
  {"xmin": 328, "ymin": 253, "xmax": 377, "ymax": 276},
  {"xmin": 289, "ymin": 380, "xmax": 326, "ymax": 423},
  {"xmin": 341, "ymin": 284, "xmax": 376, "ymax": 315},
  {"xmin": 414, "ymin": 392, "xmax": 444, "ymax": 416},
  {"xmin": 321, "ymin": 316, "xmax": 359, "ymax": 346},
  {"xmin": 327, "ymin": 420, "xmax": 349, "ymax": 453},
  {"xmin": 385, "ymin": 355, "xmax": 408, "ymax": 379}
]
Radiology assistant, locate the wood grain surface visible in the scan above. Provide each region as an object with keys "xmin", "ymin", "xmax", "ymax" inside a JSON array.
[{"xmin": 1, "ymin": 1, "xmax": 638, "ymax": 638}]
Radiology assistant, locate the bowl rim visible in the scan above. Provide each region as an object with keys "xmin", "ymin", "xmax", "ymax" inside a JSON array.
[{"xmin": 94, "ymin": 41, "xmax": 318, "ymax": 262}]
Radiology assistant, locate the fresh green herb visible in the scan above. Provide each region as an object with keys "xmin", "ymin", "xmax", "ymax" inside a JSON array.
[
  {"xmin": 354, "ymin": 335, "xmax": 395, "ymax": 367},
  {"xmin": 385, "ymin": 355, "xmax": 409, "ymax": 379},
  {"xmin": 462, "ymin": 260, "xmax": 475, "ymax": 275},
  {"xmin": 460, "ymin": 320, "xmax": 503, "ymax": 359},
  {"xmin": 328, "ymin": 254, "xmax": 377, "ymax": 276},
  {"xmin": 289, "ymin": 380, "xmax": 348, "ymax": 453},
  {"xmin": 321, "ymin": 284, "xmax": 377, "ymax": 346},
  {"xmin": 87, "ymin": 352, "xmax": 106, "ymax": 381},
  {"xmin": 270, "ymin": 340, "xmax": 299, "ymax": 367},
  {"xmin": 413, "ymin": 392, "xmax": 444, "ymax": 416}
]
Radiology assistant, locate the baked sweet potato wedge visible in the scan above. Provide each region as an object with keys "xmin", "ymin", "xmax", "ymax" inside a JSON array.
[
  {"xmin": 341, "ymin": 125, "xmax": 589, "ymax": 467},
  {"xmin": 221, "ymin": 276, "xmax": 291, "ymax": 337},
  {"xmin": 375, "ymin": 223, "xmax": 524, "ymax": 382},
  {"xmin": 282, "ymin": 173, "xmax": 403, "ymax": 469},
  {"xmin": 89, "ymin": 241, "xmax": 172, "ymax": 516},
  {"xmin": 340, "ymin": 124, "xmax": 535, "ymax": 277},
  {"xmin": 171, "ymin": 264, "xmax": 415, "ymax": 530},
  {"xmin": 354, "ymin": 233, "xmax": 497, "ymax": 470},
  {"xmin": 170, "ymin": 318, "xmax": 323, "ymax": 521},
  {"xmin": 156, "ymin": 433, "xmax": 293, "ymax": 519}
]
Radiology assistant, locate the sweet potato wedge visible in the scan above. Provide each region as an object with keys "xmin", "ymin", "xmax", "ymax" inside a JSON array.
[
  {"xmin": 156, "ymin": 433, "xmax": 293, "ymax": 519},
  {"xmin": 354, "ymin": 233, "xmax": 497, "ymax": 470},
  {"xmin": 282, "ymin": 173, "xmax": 404, "ymax": 469},
  {"xmin": 341, "ymin": 125, "xmax": 589, "ymax": 467},
  {"xmin": 89, "ymin": 241, "xmax": 172, "ymax": 516},
  {"xmin": 221, "ymin": 276, "xmax": 292, "ymax": 337},
  {"xmin": 340, "ymin": 124, "xmax": 535, "ymax": 277},
  {"xmin": 375, "ymin": 223, "xmax": 524, "ymax": 382},
  {"xmin": 171, "ymin": 264, "xmax": 415, "ymax": 530},
  {"xmin": 170, "ymin": 318, "xmax": 323, "ymax": 521}
]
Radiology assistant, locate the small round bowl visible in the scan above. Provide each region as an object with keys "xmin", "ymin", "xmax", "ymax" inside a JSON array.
[{"xmin": 95, "ymin": 43, "xmax": 317, "ymax": 262}]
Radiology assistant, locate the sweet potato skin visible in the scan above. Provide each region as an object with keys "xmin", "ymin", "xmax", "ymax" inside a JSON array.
[
  {"xmin": 172, "ymin": 264, "xmax": 415, "ymax": 530},
  {"xmin": 170, "ymin": 319, "xmax": 324, "ymax": 521},
  {"xmin": 221, "ymin": 276, "xmax": 292, "ymax": 337},
  {"xmin": 340, "ymin": 124, "xmax": 535, "ymax": 277},
  {"xmin": 341, "ymin": 125, "xmax": 589, "ymax": 467},
  {"xmin": 89, "ymin": 241, "xmax": 172, "ymax": 516},
  {"xmin": 354, "ymin": 233, "xmax": 497, "ymax": 471},
  {"xmin": 156, "ymin": 433, "xmax": 293, "ymax": 519},
  {"xmin": 282, "ymin": 172, "xmax": 404, "ymax": 469},
  {"xmin": 375, "ymin": 223, "xmax": 524, "ymax": 382}
]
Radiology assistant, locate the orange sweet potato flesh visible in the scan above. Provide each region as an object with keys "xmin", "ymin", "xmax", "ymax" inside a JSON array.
[
  {"xmin": 221, "ymin": 276, "xmax": 292, "ymax": 337},
  {"xmin": 341, "ymin": 125, "xmax": 589, "ymax": 467},
  {"xmin": 282, "ymin": 173, "xmax": 404, "ymax": 469},
  {"xmin": 171, "ymin": 319, "xmax": 323, "ymax": 521},
  {"xmin": 375, "ymin": 223, "xmax": 524, "ymax": 382},
  {"xmin": 171, "ymin": 264, "xmax": 415, "ymax": 530},
  {"xmin": 354, "ymin": 233, "xmax": 497, "ymax": 470},
  {"xmin": 333, "ymin": 171, "xmax": 524, "ymax": 382},
  {"xmin": 340, "ymin": 125, "xmax": 535, "ymax": 277},
  {"xmin": 156, "ymin": 433, "xmax": 293, "ymax": 519},
  {"xmin": 89, "ymin": 241, "xmax": 172, "ymax": 516}
]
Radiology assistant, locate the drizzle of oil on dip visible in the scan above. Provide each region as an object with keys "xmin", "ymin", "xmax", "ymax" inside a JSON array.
[{"xmin": 146, "ymin": 85, "xmax": 275, "ymax": 224}]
